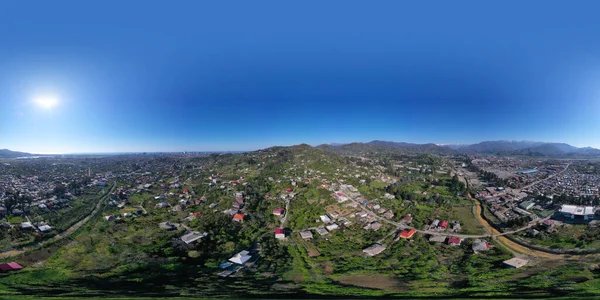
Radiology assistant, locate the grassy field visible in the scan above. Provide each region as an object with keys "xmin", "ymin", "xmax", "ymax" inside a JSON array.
[
  {"xmin": 446, "ymin": 205, "xmax": 487, "ymax": 235},
  {"xmin": 518, "ymin": 223, "xmax": 600, "ymax": 250}
]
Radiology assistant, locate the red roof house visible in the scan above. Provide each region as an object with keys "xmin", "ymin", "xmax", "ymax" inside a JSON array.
[
  {"xmin": 286, "ymin": 188, "xmax": 292, "ymax": 193},
  {"xmin": 275, "ymin": 228, "xmax": 285, "ymax": 239},
  {"xmin": 447, "ymin": 236, "xmax": 461, "ymax": 246},
  {"xmin": 0, "ymin": 262, "xmax": 23, "ymax": 271},
  {"xmin": 273, "ymin": 208, "xmax": 285, "ymax": 216},
  {"xmin": 399, "ymin": 229, "xmax": 417, "ymax": 239},
  {"xmin": 440, "ymin": 221, "xmax": 449, "ymax": 229}
]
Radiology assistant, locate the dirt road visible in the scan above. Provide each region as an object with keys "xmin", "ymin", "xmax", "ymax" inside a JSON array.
[
  {"xmin": 0, "ymin": 184, "xmax": 114, "ymax": 259},
  {"xmin": 470, "ymin": 196, "xmax": 567, "ymax": 259}
]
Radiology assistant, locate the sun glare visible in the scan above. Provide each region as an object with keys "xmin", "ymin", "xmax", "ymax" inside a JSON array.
[{"xmin": 34, "ymin": 96, "xmax": 59, "ymax": 109}]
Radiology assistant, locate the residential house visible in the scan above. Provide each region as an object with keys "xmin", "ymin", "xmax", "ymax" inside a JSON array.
[
  {"xmin": 315, "ymin": 227, "xmax": 329, "ymax": 236},
  {"xmin": 273, "ymin": 208, "xmax": 285, "ymax": 216},
  {"xmin": 362, "ymin": 243, "xmax": 387, "ymax": 257},
  {"xmin": 326, "ymin": 223, "xmax": 339, "ymax": 231},
  {"xmin": 229, "ymin": 250, "xmax": 252, "ymax": 265},
  {"xmin": 440, "ymin": 221, "xmax": 449, "ymax": 229},
  {"xmin": 399, "ymin": 229, "xmax": 417, "ymax": 239},
  {"xmin": 159, "ymin": 222, "xmax": 177, "ymax": 230},
  {"xmin": 452, "ymin": 222, "xmax": 461, "ymax": 233},
  {"xmin": 233, "ymin": 213, "xmax": 245, "ymax": 222},
  {"xmin": 472, "ymin": 239, "xmax": 490, "ymax": 253},
  {"xmin": 429, "ymin": 235, "xmax": 447, "ymax": 243},
  {"xmin": 542, "ymin": 219, "xmax": 554, "ymax": 228},
  {"xmin": 339, "ymin": 218, "xmax": 352, "ymax": 226},
  {"xmin": 0, "ymin": 262, "xmax": 23, "ymax": 272},
  {"xmin": 181, "ymin": 231, "xmax": 208, "ymax": 244},
  {"xmin": 275, "ymin": 228, "xmax": 285, "ymax": 239},
  {"xmin": 401, "ymin": 215, "xmax": 413, "ymax": 223},
  {"xmin": 364, "ymin": 221, "xmax": 382, "ymax": 231},
  {"xmin": 527, "ymin": 228, "xmax": 539, "ymax": 237},
  {"xmin": 38, "ymin": 225, "xmax": 52, "ymax": 232},
  {"xmin": 299, "ymin": 230, "xmax": 313, "ymax": 240},
  {"xmin": 447, "ymin": 236, "xmax": 461, "ymax": 246},
  {"xmin": 320, "ymin": 215, "xmax": 332, "ymax": 223}
]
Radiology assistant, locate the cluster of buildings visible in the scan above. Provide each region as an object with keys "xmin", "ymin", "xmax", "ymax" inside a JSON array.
[
  {"xmin": 477, "ymin": 187, "xmax": 541, "ymax": 223},
  {"xmin": 525, "ymin": 168, "xmax": 600, "ymax": 198},
  {"xmin": 425, "ymin": 219, "xmax": 461, "ymax": 233}
]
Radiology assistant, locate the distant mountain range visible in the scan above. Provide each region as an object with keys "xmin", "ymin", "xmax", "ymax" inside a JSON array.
[
  {"xmin": 317, "ymin": 140, "xmax": 600, "ymax": 157},
  {"xmin": 454, "ymin": 140, "xmax": 600, "ymax": 156},
  {"xmin": 317, "ymin": 141, "xmax": 456, "ymax": 155},
  {"xmin": 0, "ymin": 149, "xmax": 33, "ymax": 158}
]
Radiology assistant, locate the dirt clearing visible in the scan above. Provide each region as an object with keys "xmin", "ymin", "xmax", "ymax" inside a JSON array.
[{"xmin": 335, "ymin": 274, "xmax": 407, "ymax": 292}]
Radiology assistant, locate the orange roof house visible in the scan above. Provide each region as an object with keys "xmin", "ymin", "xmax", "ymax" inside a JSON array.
[
  {"xmin": 399, "ymin": 228, "xmax": 417, "ymax": 239},
  {"xmin": 233, "ymin": 213, "xmax": 245, "ymax": 222}
]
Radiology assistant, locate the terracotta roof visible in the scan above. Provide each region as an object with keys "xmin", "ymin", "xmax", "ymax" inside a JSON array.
[
  {"xmin": 448, "ymin": 236, "xmax": 461, "ymax": 245},
  {"xmin": 399, "ymin": 229, "xmax": 417, "ymax": 239}
]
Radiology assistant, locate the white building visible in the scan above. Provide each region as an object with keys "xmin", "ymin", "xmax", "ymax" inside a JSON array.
[
  {"xmin": 229, "ymin": 250, "xmax": 252, "ymax": 265},
  {"xmin": 326, "ymin": 223, "xmax": 339, "ymax": 231},
  {"xmin": 38, "ymin": 225, "xmax": 52, "ymax": 232},
  {"xmin": 559, "ymin": 205, "xmax": 595, "ymax": 221},
  {"xmin": 320, "ymin": 215, "xmax": 332, "ymax": 223}
]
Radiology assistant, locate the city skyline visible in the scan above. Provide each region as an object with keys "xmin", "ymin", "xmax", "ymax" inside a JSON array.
[{"xmin": 2, "ymin": 1, "xmax": 600, "ymax": 153}]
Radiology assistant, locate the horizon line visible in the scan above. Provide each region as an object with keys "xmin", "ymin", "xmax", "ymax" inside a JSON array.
[{"xmin": 3, "ymin": 139, "xmax": 600, "ymax": 155}]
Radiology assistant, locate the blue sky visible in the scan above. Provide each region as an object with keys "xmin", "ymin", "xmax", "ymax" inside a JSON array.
[{"xmin": 1, "ymin": 1, "xmax": 600, "ymax": 153}]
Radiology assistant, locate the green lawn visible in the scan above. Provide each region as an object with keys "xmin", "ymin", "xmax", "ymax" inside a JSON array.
[{"xmin": 446, "ymin": 205, "xmax": 487, "ymax": 235}]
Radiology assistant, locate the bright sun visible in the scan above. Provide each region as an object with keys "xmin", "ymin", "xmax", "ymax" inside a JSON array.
[{"xmin": 34, "ymin": 96, "xmax": 59, "ymax": 109}]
